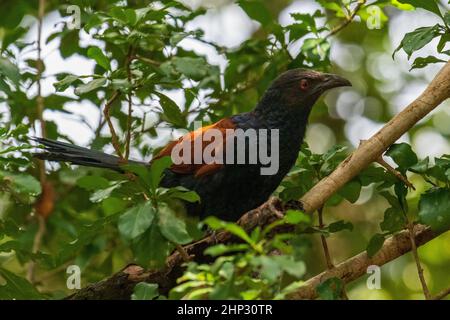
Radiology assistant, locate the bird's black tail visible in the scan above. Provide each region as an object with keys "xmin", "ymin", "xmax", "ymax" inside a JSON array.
[{"xmin": 32, "ymin": 137, "xmax": 146, "ymax": 171}]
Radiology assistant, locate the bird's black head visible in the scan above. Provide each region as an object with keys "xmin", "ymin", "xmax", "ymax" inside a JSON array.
[
  {"xmin": 269, "ymin": 68, "xmax": 351, "ymax": 108},
  {"xmin": 255, "ymin": 69, "xmax": 351, "ymax": 121}
]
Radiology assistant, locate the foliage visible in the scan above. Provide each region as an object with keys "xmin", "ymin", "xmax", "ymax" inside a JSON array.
[{"xmin": 0, "ymin": 0, "xmax": 448, "ymax": 300}]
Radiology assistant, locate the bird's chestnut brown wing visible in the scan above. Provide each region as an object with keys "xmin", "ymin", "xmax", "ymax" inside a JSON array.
[{"xmin": 153, "ymin": 118, "xmax": 236, "ymax": 177}]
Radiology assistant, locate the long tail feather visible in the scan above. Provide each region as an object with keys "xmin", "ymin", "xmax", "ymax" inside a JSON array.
[{"xmin": 32, "ymin": 137, "xmax": 146, "ymax": 171}]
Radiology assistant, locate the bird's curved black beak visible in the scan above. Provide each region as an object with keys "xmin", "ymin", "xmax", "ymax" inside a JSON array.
[{"xmin": 319, "ymin": 73, "xmax": 352, "ymax": 91}]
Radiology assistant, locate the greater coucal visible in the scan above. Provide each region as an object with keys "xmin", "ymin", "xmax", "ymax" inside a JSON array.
[{"xmin": 34, "ymin": 69, "xmax": 351, "ymax": 221}]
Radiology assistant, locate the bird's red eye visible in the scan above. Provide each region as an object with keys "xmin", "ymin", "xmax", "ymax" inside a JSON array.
[{"xmin": 300, "ymin": 79, "xmax": 309, "ymax": 91}]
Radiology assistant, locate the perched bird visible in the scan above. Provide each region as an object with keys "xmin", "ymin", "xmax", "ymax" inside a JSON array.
[{"xmin": 34, "ymin": 69, "xmax": 351, "ymax": 221}]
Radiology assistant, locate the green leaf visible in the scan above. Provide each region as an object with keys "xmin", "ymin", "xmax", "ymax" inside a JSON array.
[
  {"xmin": 75, "ymin": 77, "xmax": 106, "ymax": 95},
  {"xmin": 205, "ymin": 217, "xmax": 254, "ymax": 245},
  {"xmin": 87, "ymin": 46, "xmax": 111, "ymax": 71},
  {"xmin": 0, "ymin": 57, "xmax": 20, "ymax": 86},
  {"xmin": 53, "ymin": 75, "xmax": 79, "ymax": 92},
  {"xmin": 284, "ymin": 209, "xmax": 311, "ymax": 224},
  {"xmin": 380, "ymin": 207, "xmax": 406, "ymax": 233},
  {"xmin": 409, "ymin": 157, "xmax": 429, "ymax": 173},
  {"xmin": 0, "ymin": 171, "xmax": 41, "ymax": 196},
  {"xmin": 124, "ymin": 9, "xmax": 138, "ymax": 26},
  {"xmin": 367, "ymin": 233, "xmax": 386, "ymax": 257},
  {"xmin": 122, "ymin": 164, "xmax": 151, "ymax": 190},
  {"xmin": 167, "ymin": 187, "xmax": 200, "ymax": 203},
  {"xmin": 316, "ymin": 277, "xmax": 343, "ymax": 300},
  {"xmin": 90, "ymin": 182, "xmax": 123, "ymax": 203},
  {"xmin": 76, "ymin": 175, "xmax": 110, "ymax": 191},
  {"xmin": 2, "ymin": 27, "xmax": 28, "ymax": 51},
  {"xmin": 204, "ymin": 243, "xmax": 249, "ymax": 256},
  {"xmin": 393, "ymin": 25, "xmax": 442, "ymax": 59},
  {"xmin": 118, "ymin": 202, "xmax": 155, "ymax": 240},
  {"xmin": 338, "ymin": 180, "xmax": 362, "ymax": 203},
  {"xmin": 237, "ymin": 0, "xmax": 272, "ymax": 26},
  {"xmin": 418, "ymin": 188, "xmax": 450, "ymax": 232},
  {"xmin": 273, "ymin": 256, "xmax": 306, "ymax": 278},
  {"xmin": 397, "ymin": 0, "xmax": 442, "ymax": 17},
  {"xmin": 158, "ymin": 204, "xmax": 192, "ymax": 244},
  {"xmin": 410, "ymin": 55, "xmax": 446, "ymax": 70},
  {"xmin": 0, "ymin": 268, "xmax": 44, "ymax": 299},
  {"xmin": 171, "ymin": 57, "xmax": 209, "ymax": 81},
  {"xmin": 386, "ymin": 143, "xmax": 418, "ymax": 172},
  {"xmin": 155, "ymin": 92, "xmax": 186, "ymax": 128},
  {"xmin": 102, "ymin": 197, "xmax": 126, "ymax": 215},
  {"xmin": 437, "ymin": 33, "xmax": 450, "ymax": 53},
  {"xmin": 252, "ymin": 256, "xmax": 282, "ymax": 282},
  {"xmin": 445, "ymin": 11, "xmax": 450, "ymax": 26},
  {"xmin": 150, "ymin": 156, "xmax": 172, "ymax": 192},
  {"xmin": 328, "ymin": 220, "xmax": 354, "ymax": 233},
  {"xmin": 133, "ymin": 223, "xmax": 171, "ymax": 267},
  {"xmin": 131, "ymin": 282, "xmax": 159, "ymax": 300}
]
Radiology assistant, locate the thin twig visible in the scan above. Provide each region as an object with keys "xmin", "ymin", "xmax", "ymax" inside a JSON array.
[
  {"xmin": 406, "ymin": 221, "xmax": 431, "ymax": 299},
  {"xmin": 324, "ymin": 0, "xmax": 366, "ymax": 40},
  {"xmin": 27, "ymin": 215, "xmax": 46, "ymax": 282},
  {"xmin": 103, "ymin": 91, "xmax": 124, "ymax": 159},
  {"xmin": 377, "ymin": 156, "xmax": 415, "ymax": 190},
  {"xmin": 318, "ymin": 207, "xmax": 349, "ymax": 299},
  {"xmin": 124, "ymin": 46, "xmax": 135, "ymax": 160},
  {"xmin": 318, "ymin": 207, "xmax": 333, "ymax": 269},
  {"xmin": 134, "ymin": 54, "xmax": 161, "ymax": 66},
  {"xmin": 432, "ymin": 286, "xmax": 450, "ymax": 300}
]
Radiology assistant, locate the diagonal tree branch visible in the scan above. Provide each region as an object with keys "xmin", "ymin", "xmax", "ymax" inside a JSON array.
[
  {"xmin": 287, "ymin": 224, "xmax": 449, "ymax": 300},
  {"xmin": 67, "ymin": 60, "xmax": 450, "ymax": 300}
]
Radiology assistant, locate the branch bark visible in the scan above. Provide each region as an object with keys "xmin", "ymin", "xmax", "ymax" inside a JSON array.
[
  {"xmin": 67, "ymin": 60, "xmax": 450, "ymax": 299},
  {"xmin": 287, "ymin": 224, "xmax": 448, "ymax": 300}
]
